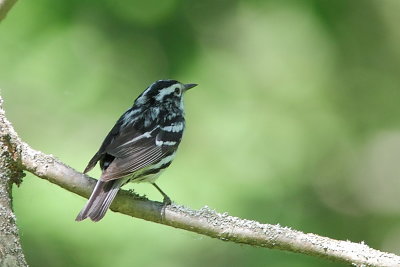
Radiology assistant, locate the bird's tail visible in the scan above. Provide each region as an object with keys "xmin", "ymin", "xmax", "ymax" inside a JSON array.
[{"xmin": 75, "ymin": 179, "xmax": 123, "ymax": 222}]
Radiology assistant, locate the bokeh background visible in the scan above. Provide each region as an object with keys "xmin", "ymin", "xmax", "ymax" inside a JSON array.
[{"xmin": 1, "ymin": 0, "xmax": 400, "ymax": 266}]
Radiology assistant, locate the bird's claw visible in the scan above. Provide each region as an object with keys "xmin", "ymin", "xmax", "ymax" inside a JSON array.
[{"xmin": 163, "ymin": 196, "xmax": 172, "ymax": 205}]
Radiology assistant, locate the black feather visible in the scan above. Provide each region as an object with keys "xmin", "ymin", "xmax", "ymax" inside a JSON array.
[{"xmin": 75, "ymin": 179, "xmax": 124, "ymax": 221}]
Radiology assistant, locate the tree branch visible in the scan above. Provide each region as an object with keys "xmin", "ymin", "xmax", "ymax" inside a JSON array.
[
  {"xmin": 0, "ymin": 98, "xmax": 28, "ymax": 267},
  {"xmin": 0, "ymin": 0, "xmax": 17, "ymax": 22},
  {"xmin": 1, "ymin": 96, "xmax": 400, "ymax": 267}
]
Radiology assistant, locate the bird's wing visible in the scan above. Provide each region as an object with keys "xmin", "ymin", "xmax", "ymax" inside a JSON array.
[
  {"xmin": 83, "ymin": 118, "xmax": 125, "ymax": 173},
  {"xmin": 83, "ymin": 109, "xmax": 147, "ymax": 173},
  {"xmin": 100, "ymin": 125, "xmax": 183, "ymax": 181}
]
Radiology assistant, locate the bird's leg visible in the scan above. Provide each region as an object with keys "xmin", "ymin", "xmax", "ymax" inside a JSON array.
[{"xmin": 152, "ymin": 183, "xmax": 172, "ymax": 205}]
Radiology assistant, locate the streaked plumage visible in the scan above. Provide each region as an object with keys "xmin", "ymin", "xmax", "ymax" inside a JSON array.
[{"xmin": 76, "ymin": 80, "xmax": 197, "ymax": 222}]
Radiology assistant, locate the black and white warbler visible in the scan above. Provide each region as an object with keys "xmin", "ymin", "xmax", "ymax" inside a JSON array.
[{"xmin": 76, "ymin": 80, "xmax": 197, "ymax": 222}]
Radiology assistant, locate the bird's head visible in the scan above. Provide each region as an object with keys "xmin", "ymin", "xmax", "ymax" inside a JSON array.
[{"xmin": 135, "ymin": 80, "xmax": 197, "ymax": 107}]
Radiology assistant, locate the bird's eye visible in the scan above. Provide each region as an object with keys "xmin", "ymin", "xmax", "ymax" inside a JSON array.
[{"xmin": 174, "ymin": 87, "xmax": 181, "ymax": 95}]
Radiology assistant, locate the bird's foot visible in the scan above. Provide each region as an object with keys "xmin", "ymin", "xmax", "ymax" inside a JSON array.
[{"xmin": 163, "ymin": 196, "xmax": 172, "ymax": 206}]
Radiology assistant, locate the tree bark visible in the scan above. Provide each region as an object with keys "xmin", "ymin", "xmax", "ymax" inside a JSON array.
[{"xmin": 0, "ymin": 98, "xmax": 28, "ymax": 267}]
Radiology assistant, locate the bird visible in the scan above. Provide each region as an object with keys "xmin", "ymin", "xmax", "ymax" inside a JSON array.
[{"xmin": 75, "ymin": 80, "xmax": 197, "ymax": 222}]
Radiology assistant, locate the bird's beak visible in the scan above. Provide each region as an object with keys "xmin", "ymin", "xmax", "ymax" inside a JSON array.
[{"xmin": 183, "ymin": 83, "xmax": 198, "ymax": 92}]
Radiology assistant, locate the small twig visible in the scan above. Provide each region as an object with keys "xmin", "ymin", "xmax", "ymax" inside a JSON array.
[{"xmin": 0, "ymin": 0, "xmax": 17, "ymax": 22}]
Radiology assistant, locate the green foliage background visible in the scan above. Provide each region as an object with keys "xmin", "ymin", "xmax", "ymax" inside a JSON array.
[{"xmin": 1, "ymin": 0, "xmax": 400, "ymax": 266}]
